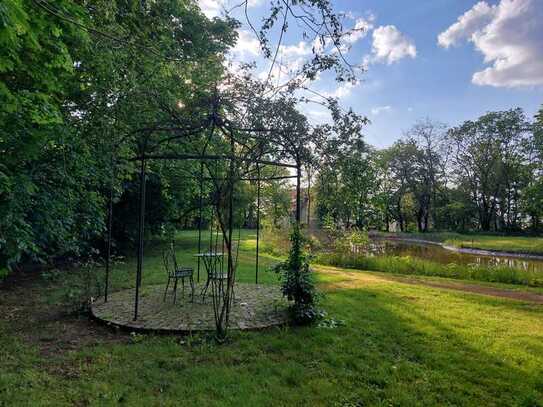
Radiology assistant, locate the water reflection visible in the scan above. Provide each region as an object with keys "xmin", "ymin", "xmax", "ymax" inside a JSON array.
[{"xmin": 355, "ymin": 239, "xmax": 543, "ymax": 273}]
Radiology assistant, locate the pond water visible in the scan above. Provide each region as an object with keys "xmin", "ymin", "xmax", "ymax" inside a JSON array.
[{"xmin": 360, "ymin": 239, "xmax": 543, "ymax": 273}]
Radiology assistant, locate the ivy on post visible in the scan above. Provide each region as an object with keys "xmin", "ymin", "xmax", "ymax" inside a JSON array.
[{"xmin": 273, "ymin": 162, "xmax": 321, "ymax": 324}]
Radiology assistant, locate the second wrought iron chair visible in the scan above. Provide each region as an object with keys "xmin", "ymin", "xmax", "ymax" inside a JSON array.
[{"xmin": 163, "ymin": 243, "xmax": 194, "ymax": 304}]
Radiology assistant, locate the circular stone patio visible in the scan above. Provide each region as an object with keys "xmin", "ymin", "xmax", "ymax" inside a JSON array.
[{"xmin": 91, "ymin": 283, "xmax": 290, "ymax": 333}]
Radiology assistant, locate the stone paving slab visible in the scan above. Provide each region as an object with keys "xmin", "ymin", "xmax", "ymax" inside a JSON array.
[{"xmin": 91, "ymin": 283, "xmax": 290, "ymax": 332}]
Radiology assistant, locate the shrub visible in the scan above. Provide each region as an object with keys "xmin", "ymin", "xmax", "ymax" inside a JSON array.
[
  {"xmin": 273, "ymin": 225, "xmax": 322, "ymax": 324},
  {"xmin": 42, "ymin": 259, "xmax": 104, "ymax": 314},
  {"xmin": 260, "ymin": 225, "xmax": 291, "ymax": 257}
]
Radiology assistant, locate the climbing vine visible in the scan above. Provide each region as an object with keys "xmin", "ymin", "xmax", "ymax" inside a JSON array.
[{"xmin": 273, "ymin": 225, "xmax": 322, "ymax": 324}]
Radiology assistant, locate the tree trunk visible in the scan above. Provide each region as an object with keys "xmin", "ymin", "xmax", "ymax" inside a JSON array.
[
  {"xmin": 423, "ymin": 210, "xmax": 429, "ymax": 232},
  {"xmin": 416, "ymin": 207, "xmax": 424, "ymax": 233},
  {"xmin": 397, "ymin": 200, "xmax": 404, "ymax": 232},
  {"xmin": 479, "ymin": 199, "xmax": 492, "ymax": 232},
  {"xmin": 480, "ymin": 216, "xmax": 491, "ymax": 232}
]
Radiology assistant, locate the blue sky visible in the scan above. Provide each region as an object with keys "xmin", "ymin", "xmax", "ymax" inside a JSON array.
[{"xmin": 199, "ymin": 0, "xmax": 543, "ymax": 147}]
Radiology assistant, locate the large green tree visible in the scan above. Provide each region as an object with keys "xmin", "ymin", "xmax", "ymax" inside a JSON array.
[
  {"xmin": 0, "ymin": 0, "xmax": 236, "ymax": 270},
  {"xmin": 448, "ymin": 109, "xmax": 531, "ymax": 232},
  {"xmin": 522, "ymin": 105, "xmax": 543, "ymax": 232},
  {"xmin": 0, "ymin": 0, "xmax": 92, "ymax": 268},
  {"xmin": 314, "ymin": 106, "xmax": 373, "ymax": 228}
]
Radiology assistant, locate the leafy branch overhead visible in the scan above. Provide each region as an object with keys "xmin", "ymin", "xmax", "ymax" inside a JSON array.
[{"xmin": 237, "ymin": 0, "xmax": 364, "ymax": 86}]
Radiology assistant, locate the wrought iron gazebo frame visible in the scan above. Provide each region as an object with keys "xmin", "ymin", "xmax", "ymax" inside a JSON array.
[{"xmin": 101, "ymin": 99, "xmax": 306, "ymax": 325}]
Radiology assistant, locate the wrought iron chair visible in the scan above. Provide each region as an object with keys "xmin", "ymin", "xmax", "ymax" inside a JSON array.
[
  {"xmin": 163, "ymin": 243, "xmax": 194, "ymax": 303},
  {"xmin": 200, "ymin": 251, "xmax": 235, "ymax": 304},
  {"xmin": 200, "ymin": 254, "xmax": 227, "ymax": 302}
]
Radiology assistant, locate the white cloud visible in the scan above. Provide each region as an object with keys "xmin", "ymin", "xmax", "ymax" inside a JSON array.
[
  {"xmin": 247, "ymin": 0, "xmax": 263, "ymax": 7},
  {"xmin": 256, "ymin": 58, "xmax": 305, "ymax": 84},
  {"xmin": 231, "ymin": 30, "xmax": 261, "ymax": 57},
  {"xmin": 303, "ymin": 14, "xmax": 375, "ymax": 56},
  {"xmin": 345, "ymin": 16, "xmax": 375, "ymax": 45},
  {"xmin": 198, "ymin": 0, "xmax": 263, "ymax": 18},
  {"xmin": 198, "ymin": 0, "xmax": 224, "ymax": 18},
  {"xmin": 438, "ymin": 0, "xmax": 543, "ymax": 87},
  {"xmin": 306, "ymin": 109, "xmax": 331, "ymax": 123},
  {"xmin": 279, "ymin": 41, "xmax": 312, "ymax": 58},
  {"xmin": 311, "ymin": 36, "xmax": 327, "ymax": 54},
  {"xmin": 262, "ymin": 37, "xmax": 321, "ymax": 83},
  {"xmin": 308, "ymin": 110, "xmax": 329, "ymax": 118},
  {"xmin": 371, "ymin": 105, "xmax": 391, "ymax": 115},
  {"xmin": 333, "ymin": 82, "xmax": 356, "ymax": 98},
  {"xmin": 437, "ymin": 2, "xmax": 496, "ymax": 48},
  {"xmin": 322, "ymin": 81, "xmax": 359, "ymax": 99},
  {"xmin": 365, "ymin": 25, "xmax": 416, "ymax": 65}
]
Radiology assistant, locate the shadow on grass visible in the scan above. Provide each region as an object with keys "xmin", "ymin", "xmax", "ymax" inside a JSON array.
[
  {"xmin": 313, "ymin": 286, "xmax": 543, "ymax": 406},
  {"xmin": 12, "ymin": 286, "xmax": 542, "ymax": 405}
]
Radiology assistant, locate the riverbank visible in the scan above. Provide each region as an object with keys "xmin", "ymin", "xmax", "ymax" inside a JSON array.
[
  {"xmin": 317, "ymin": 251, "xmax": 543, "ymax": 287},
  {"xmin": 372, "ymin": 231, "xmax": 543, "ymax": 257}
]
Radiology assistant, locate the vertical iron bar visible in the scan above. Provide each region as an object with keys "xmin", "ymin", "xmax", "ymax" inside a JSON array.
[
  {"xmin": 215, "ymin": 219, "xmax": 219, "ymax": 253},
  {"xmin": 255, "ymin": 165, "xmax": 261, "ymax": 284},
  {"xmin": 296, "ymin": 163, "xmax": 301, "ymax": 225},
  {"xmin": 197, "ymin": 161, "xmax": 204, "ymax": 282},
  {"xmin": 104, "ymin": 167, "xmax": 114, "ymax": 303},
  {"xmin": 134, "ymin": 157, "xmax": 146, "ymax": 321},
  {"xmin": 225, "ymin": 139, "xmax": 235, "ymax": 327},
  {"xmin": 209, "ymin": 206, "xmax": 213, "ymax": 252},
  {"xmin": 307, "ymin": 166, "xmax": 311, "ymax": 227}
]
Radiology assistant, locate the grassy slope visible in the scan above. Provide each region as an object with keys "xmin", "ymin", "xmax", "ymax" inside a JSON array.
[
  {"xmin": 2, "ymin": 231, "xmax": 543, "ymax": 406},
  {"xmin": 377, "ymin": 231, "xmax": 543, "ymax": 255}
]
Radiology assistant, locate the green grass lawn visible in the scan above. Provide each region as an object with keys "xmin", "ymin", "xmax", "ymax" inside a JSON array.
[
  {"xmin": 2, "ymin": 230, "xmax": 543, "ymax": 405},
  {"xmin": 42, "ymin": 230, "xmax": 283, "ymax": 307}
]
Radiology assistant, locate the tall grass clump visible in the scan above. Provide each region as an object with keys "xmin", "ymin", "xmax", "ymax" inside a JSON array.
[
  {"xmin": 260, "ymin": 225, "xmax": 291, "ymax": 257},
  {"xmin": 261, "ymin": 224, "xmax": 323, "ymax": 257},
  {"xmin": 317, "ymin": 252, "xmax": 543, "ymax": 288}
]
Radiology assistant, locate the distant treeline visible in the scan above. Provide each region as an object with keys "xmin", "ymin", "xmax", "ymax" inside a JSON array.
[{"xmin": 315, "ymin": 109, "xmax": 543, "ymax": 234}]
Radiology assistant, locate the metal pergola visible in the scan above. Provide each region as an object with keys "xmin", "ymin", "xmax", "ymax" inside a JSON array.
[{"xmin": 101, "ymin": 100, "xmax": 305, "ymax": 323}]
